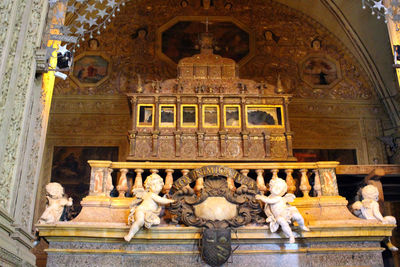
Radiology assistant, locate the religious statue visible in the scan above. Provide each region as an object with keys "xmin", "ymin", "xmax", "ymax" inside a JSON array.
[
  {"xmin": 124, "ymin": 173, "xmax": 175, "ymax": 242},
  {"xmin": 38, "ymin": 182, "xmax": 73, "ymax": 224},
  {"xmin": 351, "ymin": 185, "xmax": 396, "ymax": 225},
  {"xmin": 256, "ymin": 178, "xmax": 309, "ymax": 243}
]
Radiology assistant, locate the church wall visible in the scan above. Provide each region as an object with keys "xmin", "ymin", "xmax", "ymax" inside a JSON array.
[
  {"xmin": 44, "ymin": 0, "xmax": 389, "ymax": 167},
  {"xmin": 0, "ymin": 0, "xmax": 49, "ymax": 266}
]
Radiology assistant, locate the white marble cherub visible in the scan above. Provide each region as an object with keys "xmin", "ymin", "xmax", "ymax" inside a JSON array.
[
  {"xmin": 352, "ymin": 184, "xmax": 398, "ymax": 251},
  {"xmin": 124, "ymin": 173, "xmax": 174, "ymax": 242},
  {"xmin": 256, "ymin": 178, "xmax": 309, "ymax": 243},
  {"xmin": 38, "ymin": 182, "xmax": 73, "ymax": 224},
  {"xmin": 352, "ymin": 185, "xmax": 396, "ymax": 225}
]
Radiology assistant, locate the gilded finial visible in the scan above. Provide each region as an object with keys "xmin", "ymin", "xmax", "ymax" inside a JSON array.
[{"xmin": 275, "ymin": 74, "xmax": 284, "ymax": 94}]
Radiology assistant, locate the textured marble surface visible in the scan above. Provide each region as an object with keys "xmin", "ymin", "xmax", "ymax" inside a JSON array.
[{"xmin": 46, "ymin": 240, "xmax": 384, "ymax": 267}]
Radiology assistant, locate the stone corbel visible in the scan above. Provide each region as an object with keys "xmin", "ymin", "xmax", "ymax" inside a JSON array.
[{"xmin": 35, "ymin": 48, "xmax": 48, "ymax": 73}]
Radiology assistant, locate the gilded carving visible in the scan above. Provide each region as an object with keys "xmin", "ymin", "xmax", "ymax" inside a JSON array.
[
  {"xmin": 226, "ymin": 140, "xmax": 241, "ymax": 158},
  {"xmin": 248, "ymin": 138, "xmax": 264, "ymax": 158},
  {"xmin": 135, "ymin": 138, "xmax": 151, "ymax": 158},
  {"xmin": 204, "ymin": 141, "xmax": 219, "ymax": 158},
  {"xmin": 159, "ymin": 138, "xmax": 175, "ymax": 158},
  {"xmin": 55, "ymin": 0, "xmax": 372, "ymax": 101}
]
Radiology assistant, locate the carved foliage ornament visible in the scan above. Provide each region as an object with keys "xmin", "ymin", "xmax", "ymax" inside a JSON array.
[{"xmin": 169, "ymin": 166, "xmax": 263, "ymax": 228}]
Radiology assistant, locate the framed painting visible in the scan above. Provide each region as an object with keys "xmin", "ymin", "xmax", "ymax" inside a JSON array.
[
  {"xmin": 71, "ymin": 52, "xmax": 111, "ymax": 87},
  {"xmin": 51, "ymin": 146, "xmax": 119, "ymax": 218},
  {"xmin": 159, "ymin": 104, "xmax": 176, "ymax": 127},
  {"xmin": 245, "ymin": 105, "xmax": 284, "ymax": 128},
  {"xmin": 157, "ymin": 16, "xmax": 255, "ymax": 66},
  {"xmin": 224, "ymin": 105, "xmax": 241, "ymax": 128},
  {"xmin": 300, "ymin": 55, "xmax": 341, "ymax": 88},
  {"xmin": 137, "ymin": 104, "xmax": 155, "ymax": 127},
  {"xmin": 203, "ymin": 105, "xmax": 219, "ymax": 128},
  {"xmin": 181, "ymin": 104, "xmax": 198, "ymax": 128}
]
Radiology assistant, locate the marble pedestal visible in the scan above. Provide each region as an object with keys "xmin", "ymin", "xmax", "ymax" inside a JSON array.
[
  {"xmin": 45, "ymin": 239, "xmax": 383, "ymax": 267},
  {"xmin": 38, "ymin": 196, "xmax": 395, "ymax": 267}
]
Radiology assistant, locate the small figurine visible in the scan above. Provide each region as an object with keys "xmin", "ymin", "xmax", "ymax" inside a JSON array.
[
  {"xmin": 38, "ymin": 182, "xmax": 73, "ymax": 224},
  {"xmin": 124, "ymin": 173, "xmax": 174, "ymax": 242},
  {"xmin": 352, "ymin": 185, "xmax": 396, "ymax": 225},
  {"xmin": 256, "ymin": 178, "xmax": 309, "ymax": 243}
]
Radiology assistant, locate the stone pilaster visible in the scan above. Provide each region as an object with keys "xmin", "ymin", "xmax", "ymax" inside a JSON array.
[{"xmin": 0, "ymin": 0, "xmax": 49, "ymax": 265}]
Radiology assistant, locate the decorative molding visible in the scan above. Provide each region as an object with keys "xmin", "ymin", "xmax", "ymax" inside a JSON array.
[{"xmin": 0, "ymin": 247, "xmax": 23, "ymax": 266}]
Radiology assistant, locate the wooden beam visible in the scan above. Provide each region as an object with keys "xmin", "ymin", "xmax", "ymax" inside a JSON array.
[{"xmin": 336, "ymin": 165, "xmax": 400, "ymax": 175}]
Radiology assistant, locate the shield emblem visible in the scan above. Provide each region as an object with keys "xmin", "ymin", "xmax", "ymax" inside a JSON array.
[{"xmin": 202, "ymin": 228, "xmax": 232, "ymax": 267}]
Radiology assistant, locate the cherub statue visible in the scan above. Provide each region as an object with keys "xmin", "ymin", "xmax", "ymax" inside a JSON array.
[
  {"xmin": 38, "ymin": 182, "xmax": 73, "ymax": 224},
  {"xmin": 352, "ymin": 185, "xmax": 396, "ymax": 225},
  {"xmin": 124, "ymin": 173, "xmax": 174, "ymax": 242},
  {"xmin": 256, "ymin": 178, "xmax": 309, "ymax": 243},
  {"xmin": 351, "ymin": 184, "xmax": 397, "ymax": 251}
]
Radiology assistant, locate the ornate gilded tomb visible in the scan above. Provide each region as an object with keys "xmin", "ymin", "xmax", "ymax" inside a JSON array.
[
  {"xmin": 37, "ymin": 31, "xmax": 396, "ymax": 267},
  {"xmin": 127, "ymin": 33, "xmax": 295, "ymax": 161}
]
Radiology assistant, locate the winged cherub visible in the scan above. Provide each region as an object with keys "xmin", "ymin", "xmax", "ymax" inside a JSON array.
[
  {"xmin": 124, "ymin": 173, "xmax": 174, "ymax": 242},
  {"xmin": 352, "ymin": 184, "xmax": 396, "ymax": 225},
  {"xmin": 256, "ymin": 178, "xmax": 309, "ymax": 243},
  {"xmin": 38, "ymin": 182, "xmax": 73, "ymax": 224}
]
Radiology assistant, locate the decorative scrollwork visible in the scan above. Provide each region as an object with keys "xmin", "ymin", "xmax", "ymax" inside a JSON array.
[{"xmin": 169, "ymin": 166, "xmax": 264, "ymax": 228}]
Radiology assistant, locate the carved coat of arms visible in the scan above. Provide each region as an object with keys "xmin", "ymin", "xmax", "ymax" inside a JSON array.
[{"xmin": 202, "ymin": 228, "xmax": 232, "ymax": 267}]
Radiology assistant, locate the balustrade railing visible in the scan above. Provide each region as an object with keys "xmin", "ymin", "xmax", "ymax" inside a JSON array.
[{"xmin": 88, "ymin": 161, "xmax": 340, "ymax": 199}]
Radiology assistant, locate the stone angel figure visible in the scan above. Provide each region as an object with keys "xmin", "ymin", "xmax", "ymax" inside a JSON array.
[
  {"xmin": 351, "ymin": 184, "xmax": 397, "ymax": 251},
  {"xmin": 352, "ymin": 184, "xmax": 396, "ymax": 225},
  {"xmin": 124, "ymin": 173, "xmax": 175, "ymax": 242},
  {"xmin": 352, "ymin": 185, "xmax": 396, "ymax": 224},
  {"xmin": 38, "ymin": 182, "xmax": 73, "ymax": 224},
  {"xmin": 256, "ymin": 178, "xmax": 309, "ymax": 243}
]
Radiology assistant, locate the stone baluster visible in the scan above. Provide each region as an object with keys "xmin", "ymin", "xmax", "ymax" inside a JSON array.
[
  {"xmin": 271, "ymin": 169, "xmax": 279, "ymax": 180},
  {"xmin": 117, "ymin": 168, "xmax": 129, "ymax": 197},
  {"xmin": 256, "ymin": 169, "xmax": 267, "ymax": 194},
  {"xmin": 162, "ymin": 169, "xmax": 174, "ymax": 194},
  {"xmin": 313, "ymin": 169, "xmax": 322, "ymax": 197},
  {"xmin": 132, "ymin": 169, "xmax": 144, "ymax": 191},
  {"xmin": 299, "ymin": 169, "xmax": 311, "ymax": 197},
  {"xmin": 106, "ymin": 168, "xmax": 114, "ymax": 196},
  {"xmin": 285, "ymin": 169, "xmax": 296, "ymax": 194}
]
